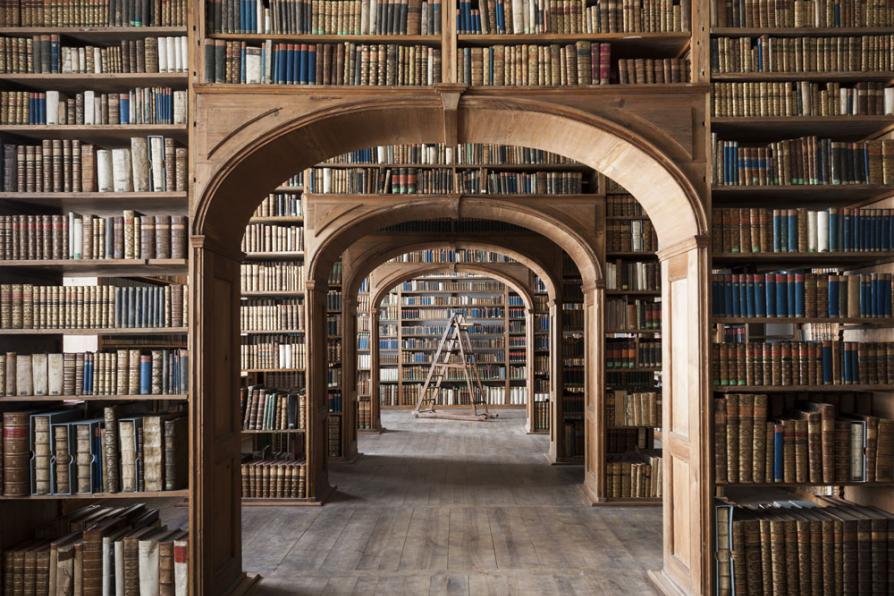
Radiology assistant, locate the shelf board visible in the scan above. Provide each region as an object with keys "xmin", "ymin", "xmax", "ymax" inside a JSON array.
[
  {"xmin": 711, "ymin": 71, "xmax": 894, "ymax": 83},
  {"xmin": 0, "ymin": 489, "xmax": 188, "ymax": 500},
  {"xmin": 0, "ymin": 72, "xmax": 188, "ymax": 91},
  {"xmin": 0, "ymin": 327, "xmax": 187, "ymax": 335},
  {"xmin": 241, "ymin": 291, "xmax": 305, "ymax": 298},
  {"xmin": 0, "ymin": 191, "xmax": 187, "ymax": 213},
  {"xmin": 606, "ymin": 366, "xmax": 661, "ymax": 373},
  {"xmin": 0, "ymin": 393, "xmax": 187, "ymax": 402},
  {"xmin": 712, "ymin": 316, "xmax": 894, "ymax": 326},
  {"xmin": 209, "ymin": 32, "xmax": 440, "ymax": 43},
  {"xmin": 606, "ymin": 251, "xmax": 658, "ymax": 258},
  {"xmin": 240, "ymin": 329, "xmax": 305, "ymax": 335},
  {"xmin": 711, "ymin": 26, "xmax": 894, "ymax": 36},
  {"xmin": 273, "ymin": 186, "xmax": 303, "ymax": 192},
  {"xmin": 717, "ymin": 481, "xmax": 894, "ymax": 487},
  {"xmin": 713, "ymin": 251, "xmax": 894, "ymax": 265},
  {"xmin": 243, "ymin": 251, "xmax": 305, "ymax": 260},
  {"xmin": 0, "ymin": 123, "xmax": 188, "ymax": 142},
  {"xmin": 710, "ymin": 115, "xmax": 894, "ymax": 140},
  {"xmin": 241, "ymin": 368, "xmax": 305, "ymax": 373},
  {"xmin": 248, "ymin": 216, "xmax": 305, "ymax": 224},
  {"xmin": 241, "ymin": 497, "xmax": 321, "ymax": 507},
  {"xmin": 457, "ymin": 32, "xmax": 690, "ymax": 55},
  {"xmin": 712, "ymin": 184, "xmax": 894, "ymax": 205},
  {"xmin": 0, "ymin": 26, "xmax": 187, "ymax": 39},
  {"xmin": 605, "ymin": 289, "xmax": 661, "ymax": 296},
  {"xmin": 605, "ymin": 329, "xmax": 661, "ymax": 335},
  {"xmin": 307, "ymin": 161, "xmax": 588, "ymax": 171},
  {"xmin": 714, "ymin": 384, "xmax": 893, "ymax": 393},
  {"xmin": 241, "ymin": 429, "xmax": 305, "ymax": 434},
  {"xmin": 0, "ymin": 258, "xmax": 187, "ymax": 276},
  {"xmin": 595, "ymin": 497, "xmax": 661, "ymax": 506}
]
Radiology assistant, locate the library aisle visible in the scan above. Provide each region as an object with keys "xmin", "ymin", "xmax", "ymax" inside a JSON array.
[{"xmin": 241, "ymin": 411, "xmax": 661, "ymax": 595}]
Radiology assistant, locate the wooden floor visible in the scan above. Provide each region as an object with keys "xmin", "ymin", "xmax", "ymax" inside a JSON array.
[{"xmin": 244, "ymin": 410, "xmax": 662, "ymax": 595}]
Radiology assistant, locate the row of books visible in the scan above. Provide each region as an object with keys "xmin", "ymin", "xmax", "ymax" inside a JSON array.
[
  {"xmin": 241, "ymin": 223, "xmax": 304, "ymax": 254},
  {"xmin": 713, "ymin": 394, "xmax": 893, "ymax": 484},
  {"xmin": 0, "ymin": 213, "xmax": 187, "ymax": 261},
  {"xmin": 710, "ymin": 34, "xmax": 894, "ymax": 74},
  {"xmin": 711, "ymin": 81, "xmax": 894, "ymax": 118},
  {"xmin": 712, "ymin": 207, "xmax": 894, "ymax": 255},
  {"xmin": 458, "ymin": 41, "xmax": 611, "ymax": 86},
  {"xmin": 253, "ymin": 192, "xmax": 303, "ymax": 218},
  {"xmin": 605, "ymin": 297, "xmax": 661, "ymax": 330},
  {"xmin": 606, "ymin": 220, "xmax": 658, "ymax": 253},
  {"xmin": 206, "ymin": 0, "xmax": 442, "ymax": 34},
  {"xmin": 0, "ymin": 349, "xmax": 189, "ymax": 397},
  {"xmin": 714, "ymin": 496, "xmax": 893, "ymax": 596},
  {"xmin": 2, "ymin": 406, "xmax": 187, "ymax": 496},
  {"xmin": 240, "ymin": 386, "xmax": 306, "ymax": 430},
  {"xmin": 240, "ymin": 336, "xmax": 306, "ymax": 370},
  {"xmin": 1, "ymin": 137, "xmax": 188, "ymax": 193},
  {"xmin": 388, "ymin": 248, "xmax": 514, "ymax": 264},
  {"xmin": 326, "ymin": 143, "xmax": 575, "ymax": 166},
  {"xmin": 203, "ymin": 39, "xmax": 442, "ymax": 85},
  {"xmin": 605, "ymin": 455, "xmax": 662, "ymax": 498},
  {"xmin": 712, "ymin": 341, "xmax": 894, "ymax": 387},
  {"xmin": 606, "ymin": 339, "xmax": 661, "ymax": 369},
  {"xmin": 605, "ymin": 389, "xmax": 661, "ymax": 427},
  {"xmin": 0, "ymin": 88, "xmax": 188, "ymax": 126},
  {"xmin": 240, "ymin": 299, "xmax": 304, "ymax": 331},
  {"xmin": 0, "ymin": 283, "xmax": 188, "ymax": 329},
  {"xmin": 605, "ymin": 260, "xmax": 660, "ymax": 292},
  {"xmin": 241, "ymin": 261, "xmax": 305, "ymax": 293},
  {"xmin": 241, "ymin": 459, "xmax": 306, "ymax": 499},
  {"xmin": 356, "ymin": 398, "xmax": 372, "ymax": 429},
  {"xmin": 0, "ymin": 504, "xmax": 188, "ymax": 596},
  {"xmin": 401, "ymin": 306, "xmax": 505, "ymax": 320},
  {"xmin": 456, "ymin": 0, "xmax": 689, "ymax": 34},
  {"xmin": 711, "ymin": 272, "xmax": 894, "ymax": 319},
  {"xmin": 713, "ymin": 135, "xmax": 894, "ymax": 187},
  {"xmin": 606, "ymin": 427, "xmax": 654, "ymax": 453},
  {"xmin": 398, "ymin": 294, "xmax": 504, "ymax": 305},
  {"xmin": 483, "ymin": 385, "xmax": 527, "ymax": 404},
  {"xmin": 304, "ymin": 166, "xmax": 585, "ymax": 194},
  {"xmin": 711, "ymin": 0, "xmax": 894, "ymax": 28},
  {"xmin": 327, "ymin": 414, "xmax": 341, "ymax": 457},
  {"xmin": 0, "ymin": 0, "xmax": 187, "ymax": 25},
  {"xmin": 532, "ymin": 399, "xmax": 549, "ymax": 431},
  {"xmin": 606, "ymin": 195, "xmax": 645, "ymax": 218},
  {"xmin": 327, "ymin": 290, "xmax": 342, "ymax": 312},
  {"xmin": 0, "ymin": 35, "xmax": 188, "ymax": 74},
  {"xmin": 401, "ymin": 278, "xmax": 505, "ymax": 292}
]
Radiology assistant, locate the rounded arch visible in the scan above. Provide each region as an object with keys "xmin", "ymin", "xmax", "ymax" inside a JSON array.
[
  {"xmin": 195, "ymin": 98, "xmax": 707, "ymax": 265},
  {"xmin": 344, "ymin": 240, "xmax": 561, "ymax": 305},
  {"xmin": 369, "ymin": 263, "xmax": 537, "ymax": 313}
]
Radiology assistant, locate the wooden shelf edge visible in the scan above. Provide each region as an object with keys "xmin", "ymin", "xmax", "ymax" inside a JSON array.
[
  {"xmin": 0, "ymin": 394, "xmax": 187, "ymax": 402},
  {"xmin": 0, "ymin": 489, "xmax": 188, "ymax": 500}
]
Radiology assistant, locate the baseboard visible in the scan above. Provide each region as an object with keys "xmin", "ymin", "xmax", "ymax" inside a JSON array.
[
  {"xmin": 646, "ymin": 569, "xmax": 691, "ymax": 596},
  {"xmin": 227, "ymin": 573, "xmax": 262, "ymax": 596}
]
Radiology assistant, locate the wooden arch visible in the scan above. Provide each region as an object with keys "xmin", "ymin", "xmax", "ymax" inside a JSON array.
[{"xmin": 190, "ymin": 95, "xmax": 711, "ymax": 596}]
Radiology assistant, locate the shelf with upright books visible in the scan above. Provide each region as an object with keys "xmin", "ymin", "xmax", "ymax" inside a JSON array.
[
  {"xmin": 0, "ymin": 393, "xmax": 188, "ymax": 402},
  {"xmin": 0, "ymin": 490, "xmax": 190, "ymax": 501},
  {"xmin": 0, "ymin": 124, "xmax": 189, "ymax": 141}
]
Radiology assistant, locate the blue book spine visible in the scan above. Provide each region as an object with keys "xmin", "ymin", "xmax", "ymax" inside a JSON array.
[
  {"xmin": 828, "ymin": 277, "xmax": 839, "ymax": 317},
  {"xmin": 822, "ymin": 342, "xmax": 833, "ymax": 383},
  {"xmin": 140, "ymin": 357, "xmax": 151, "ymax": 394},
  {"xmin": 843, "ymin": 211, "xmax": 852, "ymax": 251},
  {"xmin": 786, "ymin": 274, "xmax": 795, "ymax": 316},
  {"xmin": 756, "ymin": 275, "xmax": 766, "ymax": 316},
  {"xmin": 745, "ymin": 277, "xmax": 754, "ymax": 317},
  {"xmin": 772, "ymin": 211, "xmax": 782, "ymax": 252},
  {"xmin": 829, "ymin": 210, "xmax": 839, "ymax": 251},
  {"xmin": 731, "ymin": 275, "xmax": 741, "ymax": 316},
  {"xmin": 775, "ymin": 275, "xmax": 786, "ymax": 317},
  {"xmin": 794, "ymin": 274, "xmax": 804, "ymax": 316},
  {"xmin": 298, "ymin": 45, "xmax": 306, "ymax": 84},
  {"xmin": 765, "ymin": 273, "xmax": 776, "ymax": 317},
  {"xmin": 773, "ymin": 425, "xmax": 784, "ymax": 481}
]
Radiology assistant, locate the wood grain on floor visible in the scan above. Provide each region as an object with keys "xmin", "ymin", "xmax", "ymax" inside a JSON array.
[{"xmin": 244, "ymin": 410, "xmax": 661, "ymax": 595}]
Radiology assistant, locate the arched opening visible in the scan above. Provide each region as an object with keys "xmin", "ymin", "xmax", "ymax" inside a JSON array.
[{"xmin": 190, "ymin": 101, "xmax": 710, "ymax": 596}]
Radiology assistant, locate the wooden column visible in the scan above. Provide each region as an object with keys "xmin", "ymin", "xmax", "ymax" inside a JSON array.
[
  {"xmin": 582, "ymin": 283, "xmax": 605, "ymax": 502},
  {"xmin": 341, "ymin": 295, "xmax": 359, "ymax": 460},
  {"xmin": 189, "ymin": 236, "xmax": 245, "ymax": 595},
  {"xmin": 648, "ymin": 238, "xmax": 711, "ymax": 596},
  {"xmin": 525, "ymin": 306, "xmax": 536, "ymax": 432},
  {"xmin": 548, "ymin": 297, "xmax": 563, "ymax": 463},
  {"xmin": 305, "ymin": 279, "xmax": 332, "ymax": 499},
  {"xmin": 369, "ymin": 308, "xmax": 382, "ymax": 430}
]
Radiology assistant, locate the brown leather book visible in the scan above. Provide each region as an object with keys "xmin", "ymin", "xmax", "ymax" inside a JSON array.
[{"xmin": 3, "ymin": 410, "xmax": 34, "ymax": 496}]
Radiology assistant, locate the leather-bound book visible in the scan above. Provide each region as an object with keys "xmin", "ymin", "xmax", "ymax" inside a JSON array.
[
  {"xmin": 102, "ymin": 406, "xmax": 120, "ymax": 493},
  {"xmin": 751, "ymin": 394, "xmax": 767, "ymax": 481},
  {"xmin": 142, "ymin": 415, "xmax": 165, "ymax": 492},
  {"xmin": 163, "ymin": 416, "xmax": 187, "ymax": 490},
  {"xmin": 725, "ymin": 394, "xmax": 739, "ymax": 483}
]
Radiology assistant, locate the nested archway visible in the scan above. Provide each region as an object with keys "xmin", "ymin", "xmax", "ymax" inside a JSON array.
[{"xmin": 190, "ymin": 98, "xmax": 711, "ymax": 596}]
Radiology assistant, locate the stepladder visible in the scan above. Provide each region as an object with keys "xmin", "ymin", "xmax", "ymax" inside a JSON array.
[{"xmin": 413, "ymin": 313, "xmax": 495, "ymax": 421}]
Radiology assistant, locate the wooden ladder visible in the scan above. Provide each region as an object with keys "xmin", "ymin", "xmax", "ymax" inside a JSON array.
[{"xmin": 413, "ymin": 313, "xmax": 493, "ymax": 421}]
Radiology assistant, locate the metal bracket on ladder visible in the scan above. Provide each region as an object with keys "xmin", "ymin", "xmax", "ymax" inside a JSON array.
[{"xmin": 413, "ymin": 313, "xmax": 495, "ymax": 422}]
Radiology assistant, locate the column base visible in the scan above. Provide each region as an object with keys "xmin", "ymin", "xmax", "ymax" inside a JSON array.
[{"xmin": 647, "ymin": 569, "xmax": 691, "ymax": 596}]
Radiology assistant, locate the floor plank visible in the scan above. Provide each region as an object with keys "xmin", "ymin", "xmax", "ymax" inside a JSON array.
[{"xmin": 245, "ymin": 410, "xmax": 661, "ymax": 594}]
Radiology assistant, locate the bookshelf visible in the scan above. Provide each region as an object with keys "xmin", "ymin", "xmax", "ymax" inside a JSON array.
[
  {"xmin": 0, "ymin": 5, "xmax": 192, "ymax": 589},
  {"xmin": 599, "ymin": 180, "xmax": 663, "ymax": 502},
  {"xmin": 239, "ymin": 179, "xmax": 314, "ymax": 503},
  {"xmin": 708, "ymin": 4, "xmax": 894, "ymax": 593}
]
